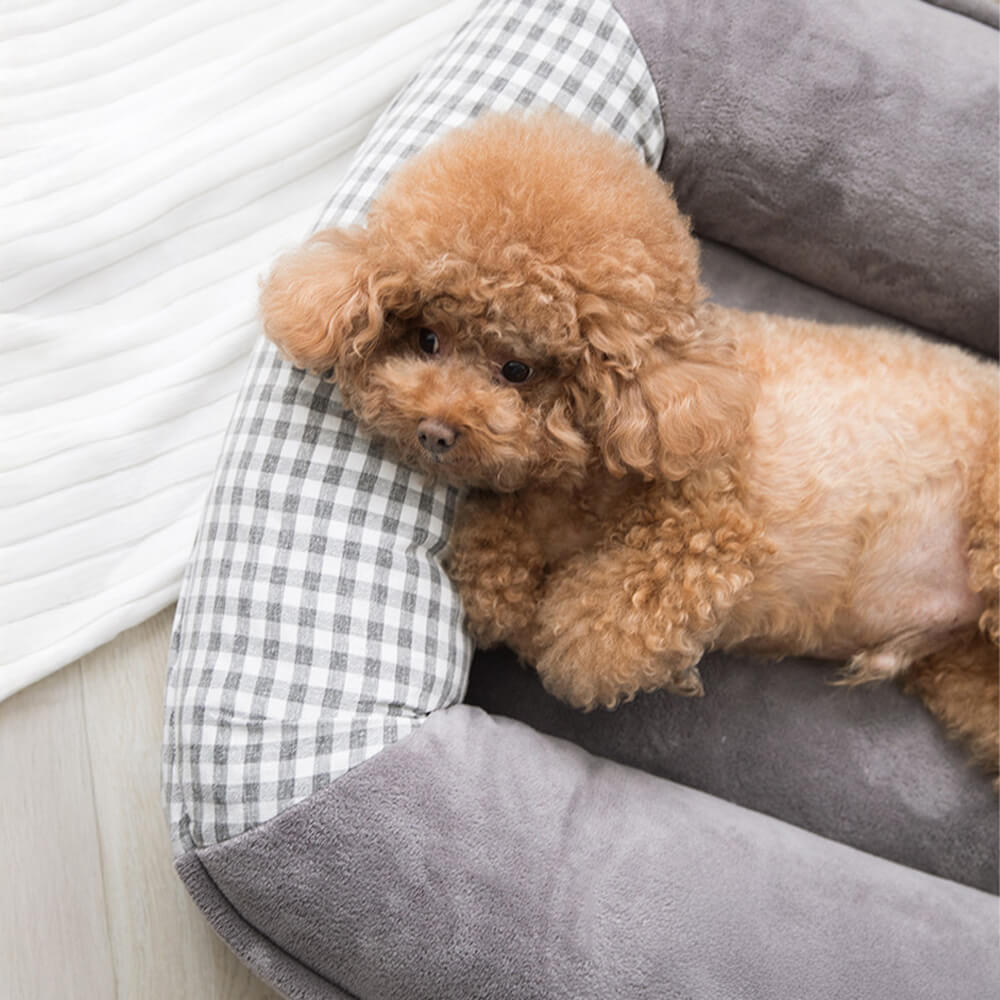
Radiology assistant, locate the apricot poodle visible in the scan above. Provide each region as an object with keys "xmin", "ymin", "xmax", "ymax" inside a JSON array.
[{"xmin": 260, "ymin": 112, "xmax": 999, "ymax": 773}]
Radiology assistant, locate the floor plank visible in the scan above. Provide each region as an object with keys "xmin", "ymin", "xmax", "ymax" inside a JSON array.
[
  {"xmin": 1, "ymin": 609, "xmax": 279, "ymax": 1000},
  {"xmin": 0, "ymin": 662, "xmax": 118, "ymax": 1000}
]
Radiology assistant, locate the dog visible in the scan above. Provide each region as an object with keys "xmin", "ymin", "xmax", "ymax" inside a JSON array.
[{"xmin": 260, "ymin": 112, "xmax": 999, "ymax": 773}]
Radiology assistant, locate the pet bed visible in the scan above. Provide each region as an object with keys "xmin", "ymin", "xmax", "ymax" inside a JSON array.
[{"xmin": 164, "ymin": 0, "xmax": 1000, "ymax": 997}]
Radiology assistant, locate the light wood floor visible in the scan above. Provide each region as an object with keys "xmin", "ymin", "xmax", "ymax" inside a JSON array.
[{"xmin": 0, "ymin": 606, "xmax": 280, "ymax": 1000}]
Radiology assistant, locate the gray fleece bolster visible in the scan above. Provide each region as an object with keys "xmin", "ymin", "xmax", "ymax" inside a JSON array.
[
  {"xmin": 924, "ymin": 0, "xmax": 1000, "ymax": 28},
  {"xmin": 468, "ymin": 643, "xmax": 999, "ymax": 894},
  {"xmin": 181, "ymin": 706, "xmax": 999, "ymax": 1000},
  {"xmin": 613, "ymin": 0, "xmax": 999, "ymax": 354}
]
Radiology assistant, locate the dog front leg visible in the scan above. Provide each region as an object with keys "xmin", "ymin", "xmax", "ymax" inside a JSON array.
[
  {"xmin": 532, "ymin": 522, "xmax": 757, "ymax": 711},
  {"xmin": 445, "ymin": 492, "xmax": 546, "ymax": 653}
]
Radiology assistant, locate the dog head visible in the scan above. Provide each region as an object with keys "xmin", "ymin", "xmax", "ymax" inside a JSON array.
[{"xmin": 260, "ymin": 112, "xmax": 754, "ymax": 490}]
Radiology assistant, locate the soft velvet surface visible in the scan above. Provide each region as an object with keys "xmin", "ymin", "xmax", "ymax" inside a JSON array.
[
  {"xmin": 180, "ymin": 706, "xmax": 1000, "ymax": 1000},
  {"xmin": 466, "ymin": 645, "xmax": 999, "ymax": 893},
  {"xmin": 615, "ymin": 0, "xmax": 999, "ymax": 354},
  {"xmin": 924, "ymin": 0, "xmax": 999, "ymax": 27}
]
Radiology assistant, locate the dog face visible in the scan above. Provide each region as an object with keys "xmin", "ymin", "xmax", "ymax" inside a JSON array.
[{"xmin": 260, "ymin": 112, "xmax": 754, "ymax": 490}]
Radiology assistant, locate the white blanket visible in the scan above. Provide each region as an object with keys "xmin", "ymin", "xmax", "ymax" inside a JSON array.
[{"xmin": 0, "ymin": 0, "xmax": 475, "ymax": 700}]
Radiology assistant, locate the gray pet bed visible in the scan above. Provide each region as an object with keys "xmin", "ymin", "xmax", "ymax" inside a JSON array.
[{"xmin": 163, "ymin": 1, "xmax": 1000, "ymax": 997}]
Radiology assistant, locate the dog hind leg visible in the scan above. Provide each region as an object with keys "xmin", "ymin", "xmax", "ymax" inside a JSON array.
[
  {"xmin": 964, "ymin": 442, "xmax": 999, "ymax": 645},
  {"xmin": 904, "ymin": 632, "xmax": 999, "ymax": 776}
]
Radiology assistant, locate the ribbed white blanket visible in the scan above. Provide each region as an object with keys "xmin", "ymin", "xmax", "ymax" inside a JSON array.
[{"xmin": 0, "ymin": 0, "xmax": 475, "ymax": 700}]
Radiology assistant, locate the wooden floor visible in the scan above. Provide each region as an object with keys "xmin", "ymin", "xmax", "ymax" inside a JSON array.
[{"xmin": 0, "ymin": 606, "xmax": 280, "ymax": 1000}]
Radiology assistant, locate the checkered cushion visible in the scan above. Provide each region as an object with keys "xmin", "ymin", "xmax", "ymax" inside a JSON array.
[{"xmin": 163, "ymin": 0, "xmax": 664, "ymax": 854}]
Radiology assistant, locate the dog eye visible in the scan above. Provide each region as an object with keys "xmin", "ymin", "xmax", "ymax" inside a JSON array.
[
  {"xmin": 500, "ymin": 360, "xmax": 532, "ymax": 384},
  {"xmin": 417, "ymin": 328, "xmax": 440, "ymax": 355}
]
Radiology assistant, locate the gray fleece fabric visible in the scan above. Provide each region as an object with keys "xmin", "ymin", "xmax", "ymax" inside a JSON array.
[
  {"xmin": 924, "ymin": 0, "xmax": 1000, "ymax": 27},
  {"xmin": 179, "ymin": 706, "xmax": 999, "ymax": 1000},
  {"xmin": 467, "ymin": 642, "xmax": 999, "ymax": 894},
  {"xmin": 613, "ymin": 0, "xmax": 999, "ymax": 355}
]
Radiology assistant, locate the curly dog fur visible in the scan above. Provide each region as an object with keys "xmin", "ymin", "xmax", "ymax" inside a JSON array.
[{"xmin": 261, "ymin": 112, "xmax": 999, "ymax": 773}]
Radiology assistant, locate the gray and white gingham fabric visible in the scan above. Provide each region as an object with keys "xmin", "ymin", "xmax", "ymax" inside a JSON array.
[{"xmin": 163, "ymin": 0, "xmax": 665, "ymax": 854}]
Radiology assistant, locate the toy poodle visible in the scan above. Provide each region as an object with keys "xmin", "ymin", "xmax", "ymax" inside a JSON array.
[{"xmin": 260, "ymin": 112, "xmax": 999, "ymax": 773}]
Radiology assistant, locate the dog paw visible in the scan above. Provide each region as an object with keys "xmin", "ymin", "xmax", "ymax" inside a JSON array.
[
  {"xmin": 663, "ymin": 664, "xmax": 705, "ymax": 698},
  {"xmin": 838, "ymin": 649, "xmax": 908, "ymax": 685},
  {"xmin": 534, "ymin": 622, "xmax": 704, "ymax": 711},
  {"xmin": 839, "ymin": 628, "xmax": 959, "ymax": 686}
]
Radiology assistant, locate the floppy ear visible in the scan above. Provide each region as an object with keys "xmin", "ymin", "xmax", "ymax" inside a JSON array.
[
  {"xmin": 583, "ymin": 332, "xmax": 758, "ymax": 480},
  {"xmin": 259, "ymin": 227, "xmax": 375, "ymax": 375}
]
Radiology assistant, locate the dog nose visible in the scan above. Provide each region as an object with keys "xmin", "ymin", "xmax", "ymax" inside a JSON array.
[{"xmin": 417, "ymin": 418, "xmax": 459, "ymax": 455}]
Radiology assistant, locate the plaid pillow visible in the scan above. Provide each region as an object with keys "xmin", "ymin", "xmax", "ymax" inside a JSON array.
[{"xmin": 163, "ymin": 0, "xmax": 665, "ymax": 854}]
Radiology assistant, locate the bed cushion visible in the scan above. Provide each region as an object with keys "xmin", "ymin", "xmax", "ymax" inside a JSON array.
[
  {"xmin": 163, "ymin": 0, "xmax": 664, "ymax": 856},
  {"xmin": 469, "ymin": 643, "xmax": 999, "ymax": 893},
  {"xmin": 615, "ymin": 0, "xmax": 999, "ymax": 354},
  {"xmin": 177, "ymin": 706, "xmax": 1000, "ymax": 1000}
]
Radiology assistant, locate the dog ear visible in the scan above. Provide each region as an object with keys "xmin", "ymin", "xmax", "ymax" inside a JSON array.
[
  {"xmin": 582, "ymin": 332, "xmax": 757, "ymax": 480},
  {"xmin": 259, "ymin": 227, "xmax": 376, "ymax": 375}
]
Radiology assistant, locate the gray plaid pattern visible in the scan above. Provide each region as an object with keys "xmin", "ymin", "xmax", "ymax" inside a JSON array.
[{"xmin": 163, "ymin": 0, "xmax": 665, "ymax": 854}]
